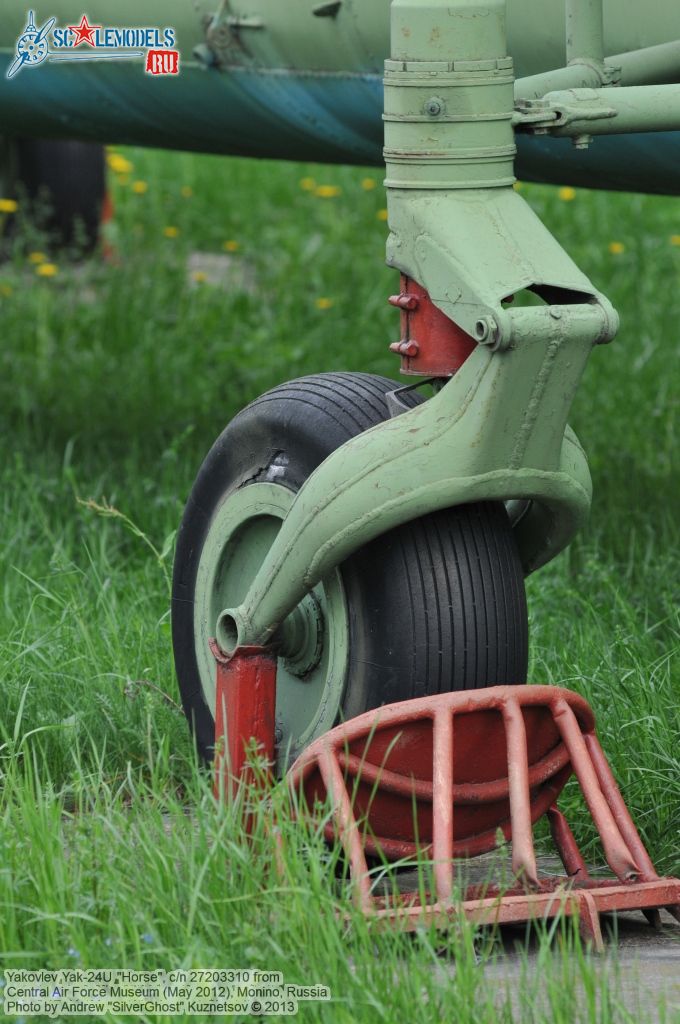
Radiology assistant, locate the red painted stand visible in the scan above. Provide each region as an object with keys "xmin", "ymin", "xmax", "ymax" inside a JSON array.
[
  {"xmin": 211, "ymin": 640, "xmax": 680, "ymax": 949},
  {"xmin": 288, "ymin": 686, "xmax": 680, "ymax": 949}
]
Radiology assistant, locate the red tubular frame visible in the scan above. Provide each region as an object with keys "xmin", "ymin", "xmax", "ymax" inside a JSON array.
[
  {"xmin": 286, "ymin": 686, "xmax": 680, "ymax": 949},
  {"xmin": 210, "ymin": 640, "xmax": 679, "ymax": 950}
]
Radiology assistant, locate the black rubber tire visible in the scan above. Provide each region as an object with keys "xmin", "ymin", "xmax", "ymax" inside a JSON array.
[
  {"xmin": 172, "ymin": 372, "xmax": 528, "ymax": 763},
  {"xmin": 15, "ymin": 138, "xmax": 106, "ymax": 251}
]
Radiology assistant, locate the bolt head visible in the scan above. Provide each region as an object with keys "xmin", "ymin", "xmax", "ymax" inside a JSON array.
[
  {"xmin": 572, "ymin": 133, "xmax": 592, "ymax": 150},
  {"xmin": 424, "ymin": 96, "xmax": 444, "ymax": 117},
  {"xmin": 475, "ymin": 316, "xmax": 499, "ymax": 345}
]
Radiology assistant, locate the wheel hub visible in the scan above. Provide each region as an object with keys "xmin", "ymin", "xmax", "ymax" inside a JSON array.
[
  {"xmin": 277, "ymin": 591, "xmax": 325, "ymax": 678},
  {"xmin": 192, "ymin": 481, "xmax": 349, "ymax": 772}
]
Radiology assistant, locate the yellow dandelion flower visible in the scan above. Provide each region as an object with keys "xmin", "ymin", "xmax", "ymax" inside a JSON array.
[
  {"xmin": 670, "ymin": 235, "xmax": 680, "ymax": 247},
  {"xmin": 608, "ymin": 241, "xmax": 625, "ymax": 255},
  {"xmin": 512, "ymin": 181, "xmax": 523, "ymax": 192},
  {"xmin": 559, "ymin": 186, "xmax": 576, "ymax": 201},
  {"xmin": 376, "ymin": 208, "xmax": 388, "ymax": 221},
  {"xmin": 0, "ymin": 198, "xmax": 18, "ymax": 213},
  {"xmin": 315, "ymin": 184, "xmax": 342, "ymax": 198},
  {"xmin": 0, "ymin": 283, "xmax": 12, "ymax": 297},
  {"xmin": 28, "ymin": 251, "xmax": 46, "ymax": 264},
  {"xmin": 163, "ymin": 226, "xmax": 179, "ymax": 238},
  {"xmin": 223, "ymin": 240, "xmax": 240, "ymax": 252},
  {"xmin": 181, "ymin": 185, "xmax": 193, "ymax": 198},
  {"xmin": 107, "ymin": 153, "xmax": 133, "ymax": 175},
  {"xmin": 361, "ymin": 177, "xmax": 377, "ymax": 191},
  {"xmin": 132, "ymin": 180, "xmax": 148, "ymax": 195},
  {"xmin": 36, "ymin": 263, "xmax": 58, "ymax": 277},
  {"xmin": 300, "ymin": 177, "xmax": 316, "ymax": 191},
  {"xmin": 315, "ymin": 297, "xmax": 334, "ymax": 310},
  {"xmin": 192, "ymin": 270, "xmax": 208, "ymax": 283}
]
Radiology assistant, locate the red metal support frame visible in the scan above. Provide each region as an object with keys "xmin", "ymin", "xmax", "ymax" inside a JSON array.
[
  {"xmin": 552, "ymin": 697, "xmax": 639, "ymax": 880},
  {"xmin": 547, "ymin": 805, "xmax": 591, "ymax": 881},
  {"xmin": 287, "ymin": 685, "xmax": 680, "ymax": 949},
  {"xmin": 432, "ymin": 710, "xmax": 454, "ymax": 903},
  {"xmin": 503, "ymin": 700, "xmax": 539, "ymax": 887},
  {"xmin": 584, "ymin": 732, "xmax": 660, "ymax": 882},
  {"xmin": 208, "ymin": 639, "xmax": 680, "ymax": 948}
]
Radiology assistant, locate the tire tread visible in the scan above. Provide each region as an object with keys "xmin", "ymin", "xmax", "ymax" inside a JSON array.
[{"xmin": 172, "ymin": 371, "xmax": 527, "ymax": 763}]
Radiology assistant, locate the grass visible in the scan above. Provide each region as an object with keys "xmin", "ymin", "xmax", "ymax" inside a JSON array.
[{"xmin": 0, "ymin": 148, "xmax": 678, "ymax": 1022}]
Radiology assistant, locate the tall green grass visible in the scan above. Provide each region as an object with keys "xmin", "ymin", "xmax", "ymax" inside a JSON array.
[{"xmin": 0, "ymin": 746, "xmax": 660, "ymax": 1023}]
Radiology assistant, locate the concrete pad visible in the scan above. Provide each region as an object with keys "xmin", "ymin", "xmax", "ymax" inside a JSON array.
[
  {"xmin": 390, "ymin": 852, "xmax": 680, "ymax": 1021},
  {"xmin": 485, "ymin": 908, "xmax": 680, "ymax": 1022}
]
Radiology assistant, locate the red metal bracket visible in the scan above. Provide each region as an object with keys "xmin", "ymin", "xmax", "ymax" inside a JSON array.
[
  {"xmin": 388, "ymin": 273, "xmax": 476, "ymax": 376},
  {"xmin": 210, "ymin": 639, "xmax": 277, "ymax": 800},
  {"xmin": 287, "ymin": 685, "xmax": 680, "ymax": 949}
]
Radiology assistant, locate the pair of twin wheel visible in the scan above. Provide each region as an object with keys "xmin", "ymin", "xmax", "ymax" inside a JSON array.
[{"xmin": 171, "ymin": 372, "xmax": 528, "ymax": 771}]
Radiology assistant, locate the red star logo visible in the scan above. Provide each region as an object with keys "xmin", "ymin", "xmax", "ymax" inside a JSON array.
[{"xmin": 68, "ymin": 14, "xmax": 101, "ymax": 47}]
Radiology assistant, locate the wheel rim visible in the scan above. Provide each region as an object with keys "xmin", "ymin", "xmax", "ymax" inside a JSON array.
[{"xmin": 193, "ymin": 482, "xmax": 349, "ymax": 772}]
